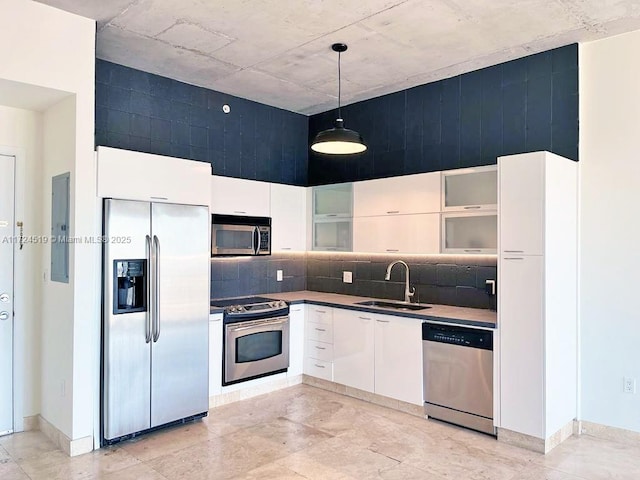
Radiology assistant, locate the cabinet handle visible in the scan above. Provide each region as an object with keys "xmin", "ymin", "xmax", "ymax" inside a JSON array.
[
  {"xmin": 386, "ymin": 210, "xmax": 400, "ymax": 214},
  {"xmin": 210, "ymin": 318, "xmax": 222, "ymax": 323},
  {"xmin": 464, "ymin": 249, "xmax": 482, "ymax": 253},
  {"xmin": 315, "ymin": 309, "xmax": 326, "ymax": 313},
  {"xmin": 503, "ymin": 257, "xmax": 524, "ymax": 260},
  {"xmin": 503, "ymin": 250, "xmax": 524, "ymax": 253},
  {"xmin": 326, "ymin": 214, "xmax": 337, "ymax": 217},
  {"xmin": 315, "ymin": 346, "xmax": 326, "ymax": 350},
  {"xmin": 358, "ymin": 316, "xmax": 371, "ymax": 320},
  {"xmin": 463, "ymin": 206, "xmax": 481, "ymax": 209},
  {"xmin": 150, "ymin": 196, "xmax": 169, "ymax": 200},
  {"xmin": 376, "ymin": 319, "xmax": 390, "ymax": 323},
  {"xmin": 281, "ymin": 247, "xmax": 292, "ymax": 250},
  {"xmin": 315, "ymin": 328, "xmax": 326, "ymax": 332},
  {"xmin": 386, "ymin": 249, "xmax": 399, "ymax": 252},
  {"xmin": 233, "ymin": 210, "xmax": 247, "ymax": 214},
  {"xmin": 314, "ymin": 364, "xmax": 326, "ymax": 368}
]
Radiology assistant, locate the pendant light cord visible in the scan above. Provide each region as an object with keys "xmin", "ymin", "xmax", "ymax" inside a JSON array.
[{"xmin": 337, "ymin": 50, "xmax": 342, "ymax": 120}]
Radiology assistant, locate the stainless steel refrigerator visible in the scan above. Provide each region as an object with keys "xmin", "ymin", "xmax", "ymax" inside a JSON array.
[{"xmin": 101, "ymin": 199, "xmax": 209, "ymax": 444}]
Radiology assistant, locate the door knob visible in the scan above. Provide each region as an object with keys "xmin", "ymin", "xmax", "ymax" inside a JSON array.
[
  {"xmin": 0, "ymin": 293, "xmax": 9, "ymax": 303},
  {"xmin": 0, "ymin": 311, "xmax": 9, "ymax": 321}
]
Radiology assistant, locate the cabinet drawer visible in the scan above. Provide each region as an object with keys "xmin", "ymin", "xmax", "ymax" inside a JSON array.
[
  {"xmin": 307, "ymin": 307, "xmax": 333, "ymax": 325},
  {"xmin": 306, "ymin": 322, "xmax": 333, "ymax": 343},
  {"xmin": 306, "ymin": 340, "xmax": 333, "ymax": 361},
  {"xmin": 304, "ymin": 358, "xmax": 333, "ymax": 381}
]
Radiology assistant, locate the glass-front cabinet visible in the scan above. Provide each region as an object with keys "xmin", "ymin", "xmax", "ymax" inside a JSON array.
[
  {"xmin": 441, "ymin": 212, "xmax": 497, "ymax": 254},
  {"xmin": 312, "ymin": 183, "xmax": 353, "ymax": 251},
  {"xmin": 441, "ymin": 165, "xmax": 498, "ymax": 211},
  {"xmin": 441, "ymin": 165, "xmax": 497, "ymax": 253}
]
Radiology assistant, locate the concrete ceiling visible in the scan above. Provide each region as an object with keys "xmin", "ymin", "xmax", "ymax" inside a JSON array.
[{"xmin": 36, "ymin": 0, "xmax": 640, "ymax": 114}]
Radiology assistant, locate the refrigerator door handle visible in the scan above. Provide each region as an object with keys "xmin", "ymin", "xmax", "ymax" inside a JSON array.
[
  {"xmin": 145, "ymin": 234, "xmax": 152, "ymax": 343},
  {"xmin": 152, "ymin": 234, "xmax": 161, "ymax": 342}
]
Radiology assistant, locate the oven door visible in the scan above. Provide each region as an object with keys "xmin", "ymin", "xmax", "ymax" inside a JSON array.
[{"xmin": 224, "ymin": 315, "xmax": 289, "ymax": 385}]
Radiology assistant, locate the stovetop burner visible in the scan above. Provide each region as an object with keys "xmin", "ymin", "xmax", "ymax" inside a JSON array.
[
  {"xmin": 210, "ymin": 296, "xmax": 278, "ymax": 308},
  {"xmin": 211, "ymin": 296, "xmax": 289, "ymax": 322}
]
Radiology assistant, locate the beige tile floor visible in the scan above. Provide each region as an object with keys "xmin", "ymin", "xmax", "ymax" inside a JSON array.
[{"xmin": 1, "ymin": 384, "xmax": 638, "ymax": 479}]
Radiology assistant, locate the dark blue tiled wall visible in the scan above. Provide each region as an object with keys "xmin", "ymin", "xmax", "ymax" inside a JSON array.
[
  {"xmin": 95, "ymin": 60, "xmax": 309, "ymax": 186},
  {"xmin": 308, "ymin": 44, "xmax": 578, "ymax": 185}
]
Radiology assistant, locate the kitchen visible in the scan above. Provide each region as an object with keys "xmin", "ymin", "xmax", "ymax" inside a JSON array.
[{"xmin": 1, "ymin": 1, "xmax": 639, "ymax": 479}]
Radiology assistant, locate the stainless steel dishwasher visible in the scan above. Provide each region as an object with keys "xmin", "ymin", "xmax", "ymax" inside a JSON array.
[{"xmin": 422, "ymin": 323, "xmax": 495, "ymax": 435}]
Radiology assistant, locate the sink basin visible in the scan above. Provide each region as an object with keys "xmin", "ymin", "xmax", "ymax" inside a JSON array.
[{"xmin": 355, "ymin": 300, "xmax": 431, "ymax": 311}]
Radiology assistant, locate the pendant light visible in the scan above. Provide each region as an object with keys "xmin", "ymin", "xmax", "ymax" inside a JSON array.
[{"xmin": 311, "ymin": 43, "xmax": 367, "ymax": 155}]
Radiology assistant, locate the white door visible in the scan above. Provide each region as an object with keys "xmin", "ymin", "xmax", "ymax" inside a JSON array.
[{"xmin": 0, "ymin": 154, "xmax": 15, "ymax": 435}]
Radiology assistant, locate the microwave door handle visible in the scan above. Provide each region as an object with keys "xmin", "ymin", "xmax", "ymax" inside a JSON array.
[{"xmin": 253, "ymin": 226, "xmax": 259, "ymax": 254}]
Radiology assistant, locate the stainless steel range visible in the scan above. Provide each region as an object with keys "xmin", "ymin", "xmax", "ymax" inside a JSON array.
[{"xmin": 211, "ymin": 296, "xmax": 290, "ymax": 386}]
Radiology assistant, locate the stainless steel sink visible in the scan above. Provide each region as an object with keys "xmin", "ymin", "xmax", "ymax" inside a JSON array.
[{"xmin": 355, "ymin": 300, "xmax": 431, "ymax": 311}]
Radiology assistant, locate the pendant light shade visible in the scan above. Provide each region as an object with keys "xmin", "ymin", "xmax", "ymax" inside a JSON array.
[
  {"xmin": 310, "ymin": 119, "xmax": 367, "ymax": 154},
  {"xmin": 311, "ymin": 43, "xmax": 366, "ymax": 155}
]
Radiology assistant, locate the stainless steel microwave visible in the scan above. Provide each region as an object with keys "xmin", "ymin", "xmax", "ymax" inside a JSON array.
[{"xmin": 211, "ymin": 214, "xmax": 271, "ymax": 256}]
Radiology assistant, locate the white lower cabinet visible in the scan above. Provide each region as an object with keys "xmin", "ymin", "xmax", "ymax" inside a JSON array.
[
  {"xmin": 288, "ymin": 305, "xmax": 305, "ymax": 377},
  {"xmin": 304, "ymin": 306, "xmax": 334, "ymax": 381},
  {"xmin": 333, "ymin": 310, "xmax": 375, "ymax": 392},
  {"xmin": 374, "ymin": 314, "xmax": 423, "ymax": 405},
  {"xmin": 329, "ymin": 308, "xmax": 424, "ymax": 406},
  {"xmin": 208, "ymin": 314, "xmax": 223, "ymax": 397}
]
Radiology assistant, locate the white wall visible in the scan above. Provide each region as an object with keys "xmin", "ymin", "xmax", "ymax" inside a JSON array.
[
  {"xmin": 0, "ymin": 105, "xmax": 44, "ymax": 423},
  {"xmin": 580, "ymin": 31, "xmax": 640, "ymax": 433},
  {"xmin": 41, "ymin": 97, "xmax": 76, "ymax": 438},
  {"xmin": 0, "ymin": 0, "xmax": 96, "ymax": 446}
]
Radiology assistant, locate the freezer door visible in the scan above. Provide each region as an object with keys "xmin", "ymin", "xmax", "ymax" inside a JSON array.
[
  {"xmin": 103, "ymin": 199, "xmax": 152, "ymax": 440},
  {"xmin": 150, "ymin": 203, "xmax": 210, "ymax": 427}
]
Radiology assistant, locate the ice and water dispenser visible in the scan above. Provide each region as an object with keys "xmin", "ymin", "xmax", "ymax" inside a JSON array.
[{"xmin": 113, "ymin": 260, "xmax": 146, "ymax": 314}]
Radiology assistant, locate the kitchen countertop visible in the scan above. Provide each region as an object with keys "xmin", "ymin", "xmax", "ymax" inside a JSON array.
[{"xmin": 211, "ymin": 290, "xmax": 496, "ymax": 328}]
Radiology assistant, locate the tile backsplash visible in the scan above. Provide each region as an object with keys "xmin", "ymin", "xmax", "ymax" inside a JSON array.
[
  {"xmin": 211, "ymin": 252, "xmax": 497, "ymax": 310},
  {"xmin": 210, "ymin": 253, "xmax": 306, "ymax": 300},
  {"xmin": 306, "ymin": 253, "xmax": 497, "ymax": 310}
]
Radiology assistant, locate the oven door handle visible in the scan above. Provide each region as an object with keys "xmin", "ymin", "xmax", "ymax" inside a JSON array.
[{"xmin": 227, "ymin": 317, "xmax": 288, "ymax": 332}]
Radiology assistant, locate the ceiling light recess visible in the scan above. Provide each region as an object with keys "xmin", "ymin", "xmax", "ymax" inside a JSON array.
[{"xmin": 310, "ymin": 43, "xmax": 366, "ymax": 155}]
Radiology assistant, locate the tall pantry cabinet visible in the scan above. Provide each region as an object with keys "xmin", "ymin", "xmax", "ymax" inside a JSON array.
[{"xmin": 498, "ymin": 151, "xmax": 578, "ymax": 453}]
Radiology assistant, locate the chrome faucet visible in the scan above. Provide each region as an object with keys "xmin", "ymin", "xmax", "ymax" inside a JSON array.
[{"xmin": 385, "ymin": 260, "xmax": 415, "ymax": 303}]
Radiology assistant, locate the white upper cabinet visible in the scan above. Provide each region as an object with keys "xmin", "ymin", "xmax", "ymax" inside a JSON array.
[
  {"xmin": 353, "ymin": 172, "xmax": 440, "ymax": 217},
  {"xmin": 96, "ymin": 147, "xmax": 211, "ymax": 206},
  {"xmin": 441, "ymin": 165, "xmax": 498, "ymax": 211},
  {"xmin": 210, "ymin": 175, "xmax": 270, "ymax": 217},
  {"xmin": 498, "ymin": 156, "xmax": 544, "ymax": 255},
  {"xmin": 270, "ymin": 183, "xmax": 307, "ymax": 251},
  {"xmin": 354, "ymin": 213, "xmax": 440, "ymax": 254}
]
